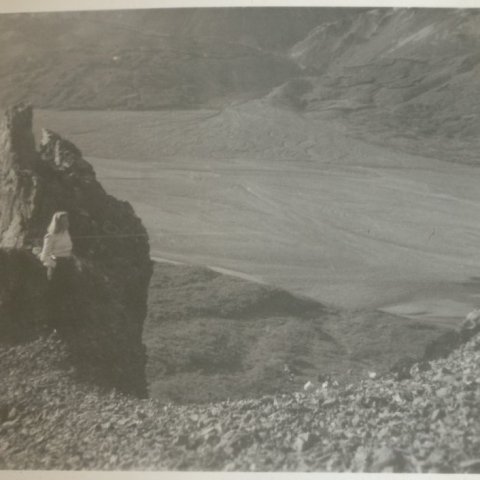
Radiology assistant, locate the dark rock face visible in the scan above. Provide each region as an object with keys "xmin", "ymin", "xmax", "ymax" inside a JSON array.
[
  {"xmin": 0, "ymin": 104, "xmax": 152, "ymax": 397},
  {"xmin": 0, "ymin": 249, "xmax": 49, "ymax": 343},
  {"xmin": 0, "ymin": 105, "xmax": 39, "ymax": 248}
]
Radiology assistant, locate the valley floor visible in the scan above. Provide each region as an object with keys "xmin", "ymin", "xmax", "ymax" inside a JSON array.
[{"xmin": 36, "ymin": 105, "xmax": 480, "ymax": 321}]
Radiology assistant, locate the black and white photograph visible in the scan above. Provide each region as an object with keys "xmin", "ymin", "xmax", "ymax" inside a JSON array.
[{"xmin": 0, "ymin": 0, "xmax": 479, "ymax": 474}]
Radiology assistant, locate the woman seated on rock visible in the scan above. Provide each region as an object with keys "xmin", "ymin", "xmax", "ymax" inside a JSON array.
[
  {"xmin": 39, "ymin": 211, "xmax": 73, "ymax": 280},
  {"xmin": 38, "ymin": 211, "xmax": 76, "ymax": 330}
]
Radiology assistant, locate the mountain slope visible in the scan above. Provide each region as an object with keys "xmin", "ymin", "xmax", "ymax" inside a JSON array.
[
  {"xmin": 0, "ymin": 8, "xmax": 357, "ymax": 110},
  {"xmin": 279, "ymin": 9, "xmax": 480, "ymax": 164},
  {"xmin": 2, "ymin": 8, "xmax": 478, "ymax": 163}
]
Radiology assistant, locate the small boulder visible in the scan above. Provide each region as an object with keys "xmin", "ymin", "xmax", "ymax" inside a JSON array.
[{"xmin": 371, "ymin": 446, "xmax": 406, "ymax": 472}]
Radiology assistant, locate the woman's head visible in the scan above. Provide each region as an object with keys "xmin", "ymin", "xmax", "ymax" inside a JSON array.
[{"xmin": 47, "ymin": 211, "xmax": 69, "ymax": 235}]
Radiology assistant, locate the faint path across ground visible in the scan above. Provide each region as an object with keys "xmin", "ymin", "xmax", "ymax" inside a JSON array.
[{"xmin": 151, "ymin": 256, "xmax": 266, "ymax": 285}]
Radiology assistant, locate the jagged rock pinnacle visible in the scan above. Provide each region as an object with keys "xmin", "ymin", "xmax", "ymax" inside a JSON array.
[
  {"xmin": 40, "ymin": 128, "xmax": 94, "ymax": 175},
  {"xmin": 0, "ymin": 104, "xmax": 39, "ymax": 248},
  {"xmin": 0, "ymin": 104, "xmax": 36, "ymax": 171},
  {"xmin": 0, "ymin": 104, "xmax": 153, "ymax": 397}
]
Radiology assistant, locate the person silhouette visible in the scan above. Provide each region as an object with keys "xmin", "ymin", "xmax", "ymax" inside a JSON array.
[
  {"xmin": 38, "ymin": 211, "xmax": 75, "ymax": 331},
  {"xmin": 39, "ymin": 211, "xmax": 73, "ymax": 280}
]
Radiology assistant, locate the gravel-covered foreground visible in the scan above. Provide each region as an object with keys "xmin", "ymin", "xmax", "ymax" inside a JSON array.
[{"xmin": 1, "ymin": 332, "xmax": 479, "ymax": 472}]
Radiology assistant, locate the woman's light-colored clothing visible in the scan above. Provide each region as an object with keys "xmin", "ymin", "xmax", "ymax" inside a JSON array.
[{"xmin": 39, "ymin": 231, "xmax": 73, "ymax": 268}]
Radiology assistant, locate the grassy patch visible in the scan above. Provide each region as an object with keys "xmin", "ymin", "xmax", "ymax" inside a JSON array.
[{"xmin": 144, "ymin": 262, "xmax": 452, "ymax": 404}]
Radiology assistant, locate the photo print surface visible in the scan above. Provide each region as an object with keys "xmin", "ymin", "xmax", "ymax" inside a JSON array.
[{"xmin": 1, "ymin": 1, "xmax": 480, "ymax": 473}]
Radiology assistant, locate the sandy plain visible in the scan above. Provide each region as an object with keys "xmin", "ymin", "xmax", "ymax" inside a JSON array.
[{"xmin": 36, "ymin": 102, "xmax": 480, "ymax": 323}]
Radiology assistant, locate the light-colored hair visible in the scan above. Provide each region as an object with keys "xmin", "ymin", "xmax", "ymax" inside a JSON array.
[{"xmin": 47, "ymin": 211, "xmax": 69, "ymax": 235}]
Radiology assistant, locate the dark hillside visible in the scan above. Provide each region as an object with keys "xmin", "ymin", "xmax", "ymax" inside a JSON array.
[{"xmin": 144, "ymin": 262, "xmax": 454, "ymax": 404}]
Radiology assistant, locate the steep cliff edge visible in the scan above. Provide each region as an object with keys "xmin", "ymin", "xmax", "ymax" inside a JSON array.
[{"xmin": 0, "ymin": 104, "xmax": 153, "ymax": 397}]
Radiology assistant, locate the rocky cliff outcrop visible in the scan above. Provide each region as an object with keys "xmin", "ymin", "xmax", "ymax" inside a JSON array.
[{"xmin": 0, "ymin": 104, "xmax": 152, "ymax": 397}]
